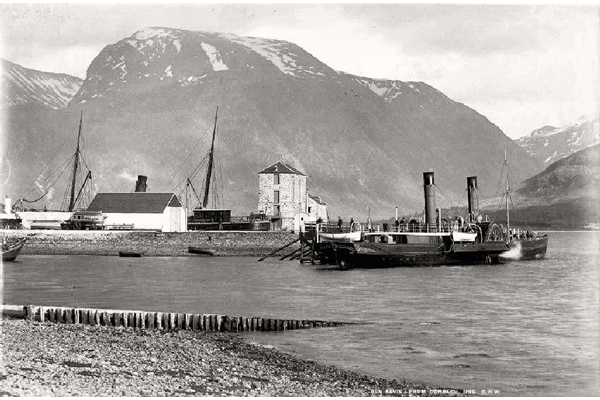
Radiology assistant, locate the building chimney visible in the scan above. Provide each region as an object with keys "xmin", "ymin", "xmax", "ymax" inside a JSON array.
[
  {"xmin": 467, "ymin": 176, "xmax": 478, "ymax": 216},
  {"xmin": 135, "ymin": 175, "xmax": 148, "ymax": 192},
  {"xmin": 423, "ymin": 172, "xmax": 436, "ymax": 229},
  {"xmin": 4, "ymin": 196, "xmax": 12, "ymax": 214}
]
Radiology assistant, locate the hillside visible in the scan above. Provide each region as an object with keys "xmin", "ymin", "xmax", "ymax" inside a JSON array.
[
  {"xmin": 3, "ymin": 27, "xmax": 543, "ymax": 219},
  {"xmin": 1, "ymin": 59, "xmax": 83, "ymax": 109}
]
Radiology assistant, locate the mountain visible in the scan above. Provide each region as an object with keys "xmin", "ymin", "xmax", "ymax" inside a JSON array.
[
  {"xmin": 516, "ymin": 143, "xmax": 600, "ymax": 203},
  {"xmin": 478, "ymin": 144, "xmax": 600, "ymax": 229},
  {"xmin": 1, "ymin": 59, "xmax": 83, "ymax": 109},
  {"xmin": 515, "ymin": 116, "xmax": 600, "ymax": 165},
  {"xmin": 3, "ymin": 27, "xmax": 544, "ymax": 220}
]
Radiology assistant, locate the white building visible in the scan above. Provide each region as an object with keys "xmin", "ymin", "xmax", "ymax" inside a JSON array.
[
  {"xmin": 258, "ymin": 162, "xmax": 328, "ymax": 231},
  {"xmin": 86, "ymin": 192, "xmax": 186, "ymax": 232}
]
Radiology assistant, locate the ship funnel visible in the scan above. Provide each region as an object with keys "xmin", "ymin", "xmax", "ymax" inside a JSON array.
[
  {"xmin": 423, "ymin": 172, "xmax": 437, "ymax": 228},
  {"xmin": 467, "ymin": 176, "xmax": 478, "ymax": 215},
  {"xmin": 4, "ymin": 196, "xmax": 12, "ymax": 214},
  {"xmin": 135, "ymin": 175, "xmax": 148, "ymax": 192}
]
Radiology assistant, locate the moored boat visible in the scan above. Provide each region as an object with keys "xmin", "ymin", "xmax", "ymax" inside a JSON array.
[
  {"xmin": 319, "ymin": 172, "xmax": 509, "ymax": 268},
  {"xmin": 118, "ymin": 251, "xmax": 142, "ymax": 257},
  {"xmin": 318, "ymin": 224, "xmax": 363, "ymax": 243},
  {"xmin": 2, "ymin": 238, "xmax": 26, "ymax": 262},
  {"xmin": 188, "ymin": 247, "xmax": 215, "ymax": 256}
]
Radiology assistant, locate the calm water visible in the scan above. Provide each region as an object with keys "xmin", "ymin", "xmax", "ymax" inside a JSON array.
[{"xmin": 2, "ymin": 231, "xmax": 599, "ymax": 396}]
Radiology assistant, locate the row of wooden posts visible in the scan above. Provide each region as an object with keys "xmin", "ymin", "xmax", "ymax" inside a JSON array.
[{"xmin": 3, "ymin": 305, "xmax": 346, "ymax": 332}]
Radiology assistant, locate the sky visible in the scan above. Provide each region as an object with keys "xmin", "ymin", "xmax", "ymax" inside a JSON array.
[{"xmin": 1, "ymin": 2, "xmax": 599, "ymax": 140}]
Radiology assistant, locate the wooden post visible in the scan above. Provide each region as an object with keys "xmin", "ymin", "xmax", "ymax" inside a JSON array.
[
  {"xmin": 156, "ymin": 312, "xmax": 163, "ymax": 330},
  {"xmin": 185, "ymin": 314, "xmax": 192, "ymax": 330},
  {"xmin": 169, "ymin": 313, "xmax": 176, "ymax": 330},
  {"xmin": 162, "ymin": 313, "xmax": 169, "ymax": 330},
  {"xmin": 299, "ymin": 231, "xmax": 305, "ymax": 263},
  {"xmin": 147, "ymin": 313, "xmax": 155, "ymax": 329},
  {"xmin": 27, "ymin": 305, "xmax": 36, "ymax": 321},
  {"xmin": 39, "ymin": 307, "xmax": 46, "ymax": 323},
  {"xmin": 100, "ymin": 311, "xmax": 108, "ymax": 326},
  {"xmin": 258, "ymin": 238, "xmax": 301, "ymax": 262},
  {"xmin": 177, "ymin": 313, "xmax": 184, "ymax": 330}
]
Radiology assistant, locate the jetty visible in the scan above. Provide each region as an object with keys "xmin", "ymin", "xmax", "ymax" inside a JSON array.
[{"xmin": 258, "ymin": 222, "xmax": 353, "ymax": 265}]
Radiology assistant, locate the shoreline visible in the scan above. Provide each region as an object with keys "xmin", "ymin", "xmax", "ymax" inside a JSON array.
[
  {"xmin": 1, "ymin": 230, "xmax": 466, "ymax": 396},
  {"xmin": 0, "ymin": 318, "xmax": 457, "ymax": 397},
  {"xmin": 1, "ymin": 229, "xmax": 299, "ymax": 257}
]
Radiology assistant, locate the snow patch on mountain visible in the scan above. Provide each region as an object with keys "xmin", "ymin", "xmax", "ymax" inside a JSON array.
[
  {"xmin": 516, "ymin": 116, "xmax": 600, "ymax": 165},
  {"xmin": 353, "ymin": 77, "xmax": 440, "ymax": 103},
  {"xmin": 200, "ymin": 42, "xmax": 228, "ymax": 71},
  {"xmin": 220, "ymin": 33, "xmax": 301, "ymax": 76}
]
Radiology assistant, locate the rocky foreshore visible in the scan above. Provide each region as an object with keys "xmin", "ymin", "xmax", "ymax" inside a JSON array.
[{"xmin": 0, "ymin": 318, "xmax": 455, "ymax": 397}]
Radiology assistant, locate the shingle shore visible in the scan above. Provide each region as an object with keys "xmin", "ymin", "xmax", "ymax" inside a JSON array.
[{"xmin": 0, "ymin": 318, "xmax": 459, "ymax": 397}]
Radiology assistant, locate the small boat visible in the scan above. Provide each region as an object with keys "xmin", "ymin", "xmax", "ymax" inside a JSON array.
[
  {"xmin": 118, "ymin": 251, "xmax": 142, "ymax": 257},
  {"xmin": 318, "ymin": 228, "xmax": 363, "ymax": 243},
  {"xmin": 2, "ymin": 238, "xmax": 26, "ymax": 262},
  {"xmin": 188, "ymin": 247, "xmax": 215, "ymax": 256}
]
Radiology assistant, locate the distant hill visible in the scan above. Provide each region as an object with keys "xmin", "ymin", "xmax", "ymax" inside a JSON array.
[
  {"xmin": 477, "ymin": 145, "xmax": 600, "ymax": 229},
  {"xmin": 1, "ymin": 59, "xmax": 82, "ymax": 109},
  {"xmin": 517, "ymin": 143, "xmax": 600, "ymax": 203},
  {"xmin": 515, "ymin": 116, "xmax": 599, "ymax": 165},
  {"xmin": 3, "ymin": 27, "xmax": 543, "ymax": 220}
]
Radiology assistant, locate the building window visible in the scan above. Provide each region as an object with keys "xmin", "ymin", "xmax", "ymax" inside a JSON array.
[
  {"xmin": 308, "ymin": 206, "xmax": 312, "ymax": 214},
  {"xmin": 273, "ymin": 190, "xmax": 280, "ymax": 204},
  {"xmin": 273, "ymin": 174, "xmax": 279, "ymax": 185}
]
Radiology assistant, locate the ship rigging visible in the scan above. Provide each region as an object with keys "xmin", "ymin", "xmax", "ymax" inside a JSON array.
[{"xmin": 16, "ymin": 111, "xmax": 93, "ymax": 212}]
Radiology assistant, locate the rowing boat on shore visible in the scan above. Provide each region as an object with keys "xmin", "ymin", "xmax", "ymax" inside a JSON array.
[
  {"xmin": 118, "ymin": 251, "xmax": 142, "ymax": 257},
  {"xmin": 2, "ymin": 238, "xmax": 26, "ymax": 262},
  {"xmin": 188, "ymin": 247, "xmax": 215, "ymax": 256}
]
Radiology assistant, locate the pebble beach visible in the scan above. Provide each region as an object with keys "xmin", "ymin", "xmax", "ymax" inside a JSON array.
[
  {"xmin": 1, "ymin": 230, "xmax": 463, "ymax": 397},
  {"xmin": 0, "ymin": 318, "xmax": 455, "ymax": 397}
]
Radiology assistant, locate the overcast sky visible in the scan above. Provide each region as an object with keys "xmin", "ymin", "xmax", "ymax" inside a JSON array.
[{"xmin": 1, "ymin": 3, "xmax": 598, "ymax": 139}]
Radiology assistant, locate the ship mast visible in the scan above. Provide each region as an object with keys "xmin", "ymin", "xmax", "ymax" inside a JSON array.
[
  {"xmin": 504, "ymin": 151, "xmax": 511, "ymax": 240},
  {"xmin": 68, "ymin": 111, "xmax": 83, "ymax": 212},
  {"xmin": 202, "ymin": 107, "xmax": 218, "ymax": 209}
]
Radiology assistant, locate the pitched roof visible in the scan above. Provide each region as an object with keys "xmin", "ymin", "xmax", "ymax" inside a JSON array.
[
  {"xmin": 259, "ymin": 162, "xmax": 306, "ymax": 176},
  {"xmin": 87, "ymin": 193, "xmax": 182, "ymax": 214}
]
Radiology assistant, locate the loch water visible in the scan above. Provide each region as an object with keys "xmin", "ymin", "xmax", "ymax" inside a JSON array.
[{"xmin": 2, "ymin": 231, "xmax": 599, "ymax": 396}]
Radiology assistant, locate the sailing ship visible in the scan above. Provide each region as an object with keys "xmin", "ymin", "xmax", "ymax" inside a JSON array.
[
  {"xmin": 185, "ymin": 107, "xmax": 269, "ymax": 231},
  {"xmin": 15, "ymin": 111, "xmax": 97, "ymax": 229},
  {"xmin": 2, "ymin": 238, "xmax": 26, "ymax": 262},
  {"xmin": 186, "ymin": 107, "xmax": 233, "ymax": 231},
  {"xmin": 497, "ymin": 154, "xmax": 548, "ymax": 261},
  {"xmin": 318, "ymin": 172, "xmax": 510, "ymax": 268}
]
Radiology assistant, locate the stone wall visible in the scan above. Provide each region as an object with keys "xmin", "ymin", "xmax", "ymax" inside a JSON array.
[{"xmin": 1, "ymin": 230, "xmax": 298, "ymax": 257}]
